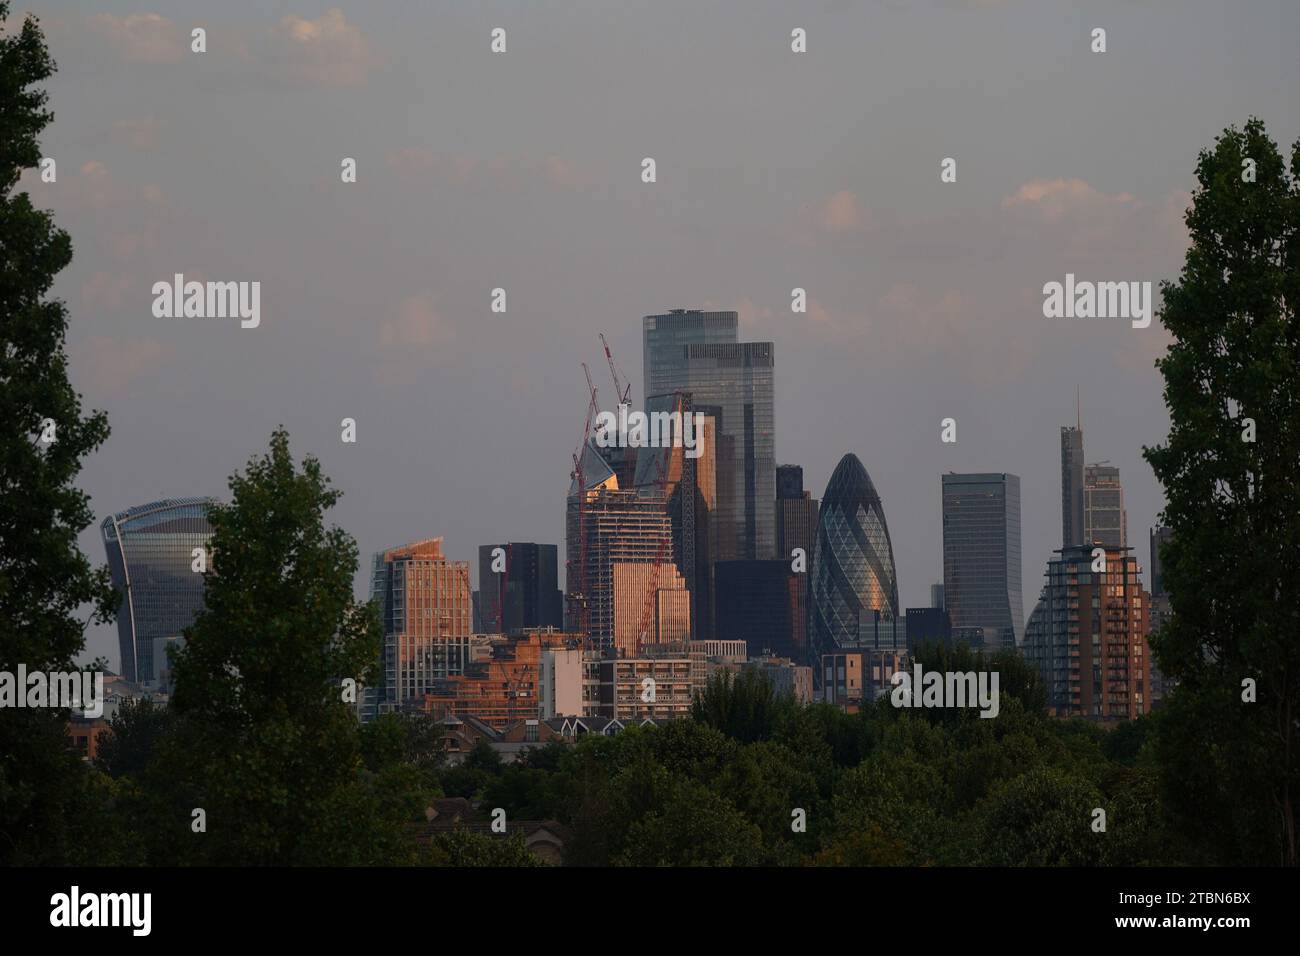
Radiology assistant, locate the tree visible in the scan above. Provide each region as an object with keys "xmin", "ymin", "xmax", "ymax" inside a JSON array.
[
  {"xmin": 428, "ymin": 829, "xmax": 542, "ymax": 867},
  {"xmin": 690, "ymin": 667, "xmax": 785, "ymax": 743},
  {"xmin": 0, "ymin": 3, "xmax": 120, "ymax": 865},
  {"xmin": 149, "ymin": 428, "xmax": 400, "ymax": 864},
  {"xmin": 95, "ymin": 698, "xmax": 172, "ymax": 780},
  {"xmin": 1143, "ymin": 118, "xmax": 1300, "ymax": 865},
  {"xmin": 615, "ymin": 779, "xmax": 765, "ymax": 866},
  {"xmin": 976, "ymin": 767, "xmax": 1104, "ymax": 866}
]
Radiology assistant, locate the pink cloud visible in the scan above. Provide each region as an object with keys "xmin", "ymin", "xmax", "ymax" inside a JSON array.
[
  {"xmin": 77, "ymin": 336, "xmax": 175, "ymax": 392},
  {"xmin": 386, "ymin": 148, "xmax": 436, "ymax": 176},
  {"xmin": 379, "ymin": 294, "xmax": 453, "ymax": 349},
  {"xmin": 1001, "ymin": 177, "xmax": 1136, "ymax": 224},
  {"xmin": 110, "ymin": 118, "xmax": 163, "ymax": 151},
  {"xmin": 81, "ymin": 271, "xmax": 135, "ymax": 312},
  {"xmin": 819, "ymin": 190, "xmax": 864, "ymax": 233},
  {"xmin": 270, "ymin": 9, "xmax": 381, "ymax": 88},
  {"xmin": 88, "ymin": 13, "xmax": 185, "ymax": 63}
]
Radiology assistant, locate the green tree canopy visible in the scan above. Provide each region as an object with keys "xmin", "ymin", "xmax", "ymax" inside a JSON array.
[
  {"xmin": 0, "ymin": 2, "xmax": 120, "ymax": 865},
  {"xmin": 1144, "ymin": 117, "xmax": 1300, "ymax": 866}
]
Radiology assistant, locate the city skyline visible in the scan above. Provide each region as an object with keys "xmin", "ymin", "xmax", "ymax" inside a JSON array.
[
  {"xmin": 34, "ymin": 2, "xmax": 1300, "ymax": 671},
  {"xmin": 6, "ymin": 0, "xmax": 1299, "ymax": 884}
]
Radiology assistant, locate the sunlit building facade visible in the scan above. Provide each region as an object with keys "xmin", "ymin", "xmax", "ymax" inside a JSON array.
[{"xmin": 366, "ymin": 538, "xmax": 472, "ymax": 719}]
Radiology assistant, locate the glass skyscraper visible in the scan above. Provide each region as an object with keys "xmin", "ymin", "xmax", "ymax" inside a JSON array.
[
  {"xmin": 101, "ymin": 497, "xmax": 216, "ymax": 685},
  {"xmin": 808, "ymin": 454, "xmax": 900, "ymax": 678},
  {"xmin": 1061, "ymin": 425, "xmax": 1085, "ymax": 548},
  {"xmin": 642, "ymin": 310, "xmax": 775, "ymax": 561},
  {"xmin": 1084, "ymin": 463, "xmax": 1127, "ymax": 548},
  {"xmin": 941, "ymin": 473, "xmax": 1024, "ymax": 650}
]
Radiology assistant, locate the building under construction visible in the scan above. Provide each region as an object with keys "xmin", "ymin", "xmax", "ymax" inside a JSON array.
[
  {"xmin": 415, "ymin": 629, "xmax": 581, "ymax": 729},
  {"xmin": 566, "ymin": 447, "xmax": 688, "ymax": 654}
]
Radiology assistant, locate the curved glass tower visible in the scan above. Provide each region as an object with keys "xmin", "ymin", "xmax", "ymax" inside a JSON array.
[
  {"xmin": 808, "ymin": 454, "xmax": 900, "ymax": 673},
  {"xmin": 101, "ymin": 497, "xmax": 216, "ymax": 685}
]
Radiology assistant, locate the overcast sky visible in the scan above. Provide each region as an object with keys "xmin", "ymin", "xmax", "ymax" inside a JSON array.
[{"xmin": 17, "ymin": 1, "xmax": 1300, "ymax": 670}]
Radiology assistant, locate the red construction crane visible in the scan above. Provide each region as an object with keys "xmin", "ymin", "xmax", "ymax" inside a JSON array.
[{"xmin": 599, "ymin": 332, "xmax": 632, "ymax": 407}]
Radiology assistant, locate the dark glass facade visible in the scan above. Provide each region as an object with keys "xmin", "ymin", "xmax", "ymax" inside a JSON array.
[
  {"xmin": 101, "ymin": 497, "xmax": 216, "ymax": 685},
  {"xmin": 941, "ymin": 473, "xmax": 1024, "ymax": 651},
  {"xmin": 477, "ymin": 542, "xmax": 563, "ymax": 635},
  {"xmin": 1061, "ymin": 426, "xmax": 1085, "ymax": 548},
  {"xmin": 808, "ymin": 454, "xmax": 900, "ymax": 679},
  {"xmin": 714, "ymin": 560, "xmax": 798, "ymax": 660}
]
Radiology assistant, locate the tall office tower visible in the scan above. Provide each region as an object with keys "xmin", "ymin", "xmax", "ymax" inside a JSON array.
[
  {"xmin": 775, "ymin": 463, "xmax": 819, "ymax": 661},
  {"xmin": 714, "ymin": 560, "xmax": 799, "ymax": 659},
  {"xmin": 101, "ymin": 497, "xmax": 216, "ymax": 686},
  {"xmin": 1061, "ymin": 426, "xmax": 1085, "ymax": 548},
  {"xmin": 1022, "ymin": 546, "xmax": 1151, "ymax": 723},
  {"xmin": 566, "ymin": 443, "xmax": 681, "ymax": 654},
  {"xmin": 366, "ymin": 538, "xmax": 471, "ymax": 719},
  {"xmin": 642, "ymin": 308, "xmax": 738, "ymax": 398},
  {"xmin": 906, "ymin": 606, "xmax": 952, "ymax": 652},
  {"xmin": 941, "ymin": 473, "xmax": 1024, "ymax": 650},
  {"xmin": 776, "ymin": 464, "xmax": 804, "ymax": 500},
  {"xmin": 635, "ymin": 393, "xmax": 717, "ymax": 640},
  {"xmin": 612, "ymin": 563, "xmax": 691, "ymax": 656},
  {"xmin": 930, "ymin": 581, "xmax": 945, "ymax": 610},
  {"xmin": 808, "ymin": 454, "xmax": 900, "ymax": 682},
  {"xmin": 477, "ymin": 543, "xmax": 563, "ymax": 635},
  {"xmin": 642, "ymin": 310, "xmax": 775, "ymax": 561},
  {"xmin": 1084, "ymin": 463, "xmax": 1127, "ymax": 548}
]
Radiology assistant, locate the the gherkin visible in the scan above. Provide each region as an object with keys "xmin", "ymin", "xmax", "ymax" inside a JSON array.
[{"xmin": 808, "ymin": 454, "xmax": 899, "ymax": 673}]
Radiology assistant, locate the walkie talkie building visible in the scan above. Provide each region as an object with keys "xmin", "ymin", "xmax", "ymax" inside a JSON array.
[{"xmin": 101, "ymin": 497, "xmax": 216, "ymax": 685}]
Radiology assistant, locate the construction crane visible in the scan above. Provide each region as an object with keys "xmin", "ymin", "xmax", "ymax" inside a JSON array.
[
  {"xmin": 599, "ymin": 332, "xmax": 632, "ymax": 407},
  {"xmin": 566, "ymin": 363, "xmax": 599, "ymax": 646}
]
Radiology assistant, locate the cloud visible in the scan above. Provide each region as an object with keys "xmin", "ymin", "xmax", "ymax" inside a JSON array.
[
  {"xmin": 386, "ymin": 148, "xmax": 437, "ymax": 176},
  {"xmin": 81, "ymin": 271, "xmax": 135, "ymax": 312},
  {"xmin": 379, "ymin": 294, "xmax": 454, "ymax": 350},
  {"xmin": 819, "ymin": 190, "xmax": 865, "ymax": 233},
  {"xmin": 545, "ymin": 156, "xmax": 593, "ymax": 189},
  {"xmin": 110, "ymin": 118, "xmax": 162, "ymax": 151},
  {"xmin": 87, "ymin": 13, "xmax": 185, "ymax": 63},
  {"xmin": 1001, "ymin": 177, "xmax": 1136, "ymax": 224},
  {"xmin": 76, "ymin": 336, "xmax": 175, "ymax": 392},
  {"xmin": 268, "ymin": 9, "xmax": 381, "ymax": 88},
  {"xmin": 382, "ymin": 150, "xmax": 589, "ymax": 190}
]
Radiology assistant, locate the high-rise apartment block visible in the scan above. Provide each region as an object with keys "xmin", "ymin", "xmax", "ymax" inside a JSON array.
[
  {"xmin": 1023, "ymin": 545, "xmax": 1151, "ymax": 723},
  {"xmin": 366, "ymin": 538, "xmax": 472, "ymax": 719}
]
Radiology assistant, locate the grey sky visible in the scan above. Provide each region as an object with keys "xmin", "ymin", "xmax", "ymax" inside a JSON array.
[{"xmin": 18, "ymin": 1, "xmax": 1299, "ymax": 669}]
